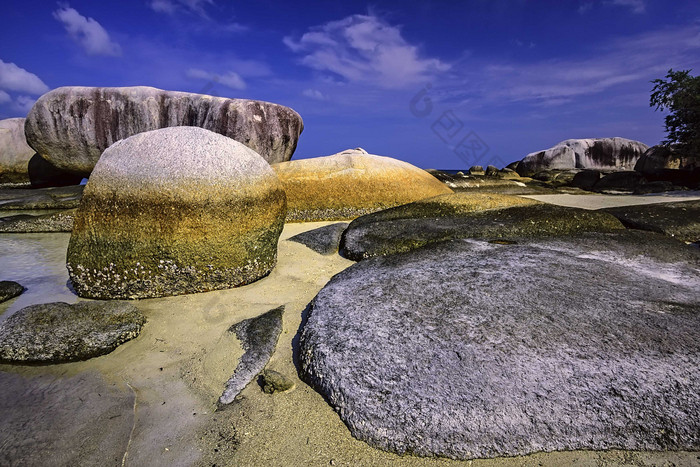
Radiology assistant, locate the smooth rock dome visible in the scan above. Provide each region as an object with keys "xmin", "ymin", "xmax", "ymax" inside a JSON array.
[
  {"xmin": 67, "ymin": 126, "xmax": 286, "ymax": 299},
  {"xmin": 25, "ymin": 86, "xmax": 304, "ymax": 175},
  {"xmin": 272, "ymin": 148, "xmax": 453, "ymax": 221}
]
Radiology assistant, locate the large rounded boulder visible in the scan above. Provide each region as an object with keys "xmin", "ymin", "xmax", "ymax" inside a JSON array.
[
  {"xmin": 0, "ymin": 118, "xmax": 35, "ymax": 184},
  {"xmin": 272, "ymin": 148, "xmax": 453, "ymax": 221},
  {"xmin": 25, "ymin": 86, "xmax": 304, "ymax": 175},
  {"xmin": 66, "ymin": 126, "xmax": 286, "ymax": 299},
  {"xmin": 517, "ymin": 138, "xmax": 648, "ymax": 176}
]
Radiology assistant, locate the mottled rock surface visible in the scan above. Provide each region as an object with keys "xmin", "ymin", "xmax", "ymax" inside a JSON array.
[
  {"xmin": 288, "ymin": 222, "xmax": 349, "ymax": 255},
  {"xmin": 636, "ymin": 145, "xmax": 699, "ymax": 173},
  {"xmin": 273, "ymin": 149, "xmax": 452, "ymax": 221},
  {"xmin": 67, "ymin": 127, "xmax": 286, "ymax": 299},
  {"xmin": 0, "ymin": 281, "xmax": 24, "ymax": 303},
  {"xmin": 25, "ymin": 86, "xmax": 304, "ymax": 175},
  {"xmin": 219, "ymin": 306, "xmax": 284, "ymax": 406},
  {"xmin": 260, "ymin": 369, "xmax": 295, "ymax": 394},
  {"xmin": 0, "ymin": 301, "xmax": 146, "ymax": 363},
  {"xmin": 301, "ymin": 231, "xmax": 700, "ymax": 459},
  {"xmin": 0, "ymin": 209, "xmax": 75, "ymax": 233},
  {"xmin": 603, "ymin": 200, "xmax": 700, "ymax": 243},
  {"xmin": 0, "ymin": 118, "xmax": 35, "ymax": 184},
  {"xmin": 341, "ymin": 193, "xmax": 623, "ymax": 260},
  {"xmin": 518, "ymin": 138, "xmax": 648, "ymax": 176},
  {"xmin": 0, "ymin": 185, "xmax": 83, "ymax": 210}
]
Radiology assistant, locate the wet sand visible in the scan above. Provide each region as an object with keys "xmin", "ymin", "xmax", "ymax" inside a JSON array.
[
  {"xmin": 524, "ymin": 190, "xmax": 700, "ymax": 210},
  {"xmin": 1, "ymin": 221, "xmax": 699, "ymax": 466}
]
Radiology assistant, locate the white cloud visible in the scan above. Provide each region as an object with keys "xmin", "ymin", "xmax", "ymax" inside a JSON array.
[
  {"xmin": 0, "ymin": 90, "xmax": 10, "ymax": 104},
  {"xmin": 53, "ymin": 6, "xmax": 122, "ymax": 56},
  {"xmin": 284, "ymin": 14, "xmax": 450, "ymax": 88},
  {"xmin": 578, "ymin": 2, "xmax": 593, "ymax": 14},
  {"xmin": 302, "ymin": 89, "xmax": 327, "ymax": 100},
  {"xmin": 14, "ymin": 95, "xmax": 37, "ymax": 114},
  {"xmin": 149, "ymin": 0, "xmax": 213, "ymax": 16},
  {"xmin": 607, "ymin": 0, "xmax": 645, "ymax": 14},
  {"xmin": 0, "ymin": 60, "xmax": 49, "ymax": 95},
  {"xmin": 186, "ymin": 68, "xmax": 246, "ymax": 90}
]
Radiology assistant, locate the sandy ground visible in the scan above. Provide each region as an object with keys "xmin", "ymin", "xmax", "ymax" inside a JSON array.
[
  {"xmin": 1, "ymin": 221, "xmax": 699, "ymax": 466},
  {"xmin": 523, "ymin": 190, "xmax": 700, "ymax": 210}
]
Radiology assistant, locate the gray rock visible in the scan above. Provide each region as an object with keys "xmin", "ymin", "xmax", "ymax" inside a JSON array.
[
  {"xmin": 260, "ymin": 369, "xmax": 295, "ymax": 394},
  {"xmin": 0, "ymin": 281, "xmax": 24, "ymax": 303},
  {"xmin": 0, "ymin": 118, "xmax": 35, "ymax": 184},
  {"xmin": 25, "ymin": 86, "xmax": 304, "ymax": 175},
  {"xmin": 67, "ymin": 127, "xmax": 286, "ymax": 299},
  {"xmin": 341, "ymin": 199, "xmax": 624, "ymax": 260},
  {"xmin": 518, "ymin": 138, "xmax": 649, "ymax": 176},
  {"xmin": 571, "ymin": 169, "xmax": 602, "ymax": 189},
  {"xmin": 602, "ymin": 200, "xmax": 700, "ymax": 243},
  {"xmin": 635, "ymin": 145, "xmax": 699, "ymax": 173},
  {"xmin": 592, "ymin": 171, "xmax": 646, "ymax": 193},
  {"xmin": 485, "ymin": 165, "xmax": 499, "ymax": 177},
  {"xmin": 0, "ymin": 209, "xmax": 75, "ymax": 233},
  {"xmin": 288, "ymin": 222, "xmax": 349, "ymax": 255},
  {"xmin": 301, "ymin": 231, "xmax": 700, "ymax": 459},
  {"xmin": 219, "ymin": 306, "xmax": 284, "ymax": 406},
  {"xmin": 468, "ymin": 165, "xmax": 485, "ymax": 176},
  {"xmin": 0, "ymin": 301, "xmax": 146, "ymax": 363},
  {"xmin": 0, "ymin": 185, "xmax": 84, "ymax": 210}
]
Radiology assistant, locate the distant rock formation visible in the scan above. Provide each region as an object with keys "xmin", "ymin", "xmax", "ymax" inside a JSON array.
[
  {"xmin": 273, "ymin": 148, "xmax": 452, "ymax": 221},
  {"xmin": 0, "ymin": 118, "xmax": 35, "ymax": 184},
  {"xmin": 635, "ymin": 144, "xmax": 699, "ymax": 173},
  {"xmin": 517, "ymin": 138, "xmax": 649, "ymax": 176},
  {"xmin": 67, "ymin": 127, "xmax": 286, "ymax": 299},
  {"xmin": 25, "ymin": 86, "xmax": 304, "ymax": 175}
]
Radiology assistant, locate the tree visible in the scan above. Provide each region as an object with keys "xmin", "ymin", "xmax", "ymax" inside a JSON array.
[{"xmin": 650, "ymin": 69, "xmax": 700, "ymax": 155}]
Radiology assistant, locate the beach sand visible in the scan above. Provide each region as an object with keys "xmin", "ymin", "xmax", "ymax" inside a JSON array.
[{"xmin": 1, "ymin": 217, "xmax": 699, "ymax": 466}]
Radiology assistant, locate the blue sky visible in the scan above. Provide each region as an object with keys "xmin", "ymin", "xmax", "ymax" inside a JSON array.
[{"xmin": 1, "ymin": 0, "xmax": 700, "ymax": 169}]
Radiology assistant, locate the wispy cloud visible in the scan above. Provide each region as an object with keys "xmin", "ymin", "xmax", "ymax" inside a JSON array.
[
  {"xmin": 149, "ymin": 0, "xmax": 213, "ymax": 16},
  {"xmin": 607, "ymin": 0, "xmax": 646, "ymax": 14},
  {"xmin": 14, "ymin": 95, "xmax": 37, "ymax": 114},
  {"xmin": 0, "ymin": 90, "xmax": 10, "ymax": 104},
  {"xmin": 0, "ymin": 60, "xmax": 49, "ymax": 95},
  {"xmin": 302, "ymin": 88, "xmax": 327, "ymax": 100},
  {"xmin": 284, "ymin": 14, "xmax": 450, "ymax": 88},
  {"xmin": 53, "ymin": 6, "xmax": 122, "ymax": 56},
  {"xmin": 186, "ymin": 68, "xmax": 246, "ymax": 90}
]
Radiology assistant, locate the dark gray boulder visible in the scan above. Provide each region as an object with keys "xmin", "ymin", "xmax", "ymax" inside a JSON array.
[
  {"xmin": 0, "ymin": 209, "xmax": 75, "ymax": 233},
  {"xmin": 27, "ymin": 153, "xmax": 84, "ymax": 188},
  {"xmin": 602, "ymin": 200, "xmax": 700, "ymax": 243},
  {"xmin": 0, "ymin": 281, "xmax": 24, "ymax": 303},
  {"xmin": 341, "ymin": 198, "xmax": 624, "ymax": 260},
  {"xmin": 219, "ymin": 306, "xmax": 284, "ymax": 406},
  {"xmin": 288, "ymin": 222, "xmax": 349, "ymax": 255},
  {"xmin": 0, "ymin": 301, "xmax": 146, "ymax": 363},
  {"xmin": 25, "ymin": 86, "xmax": 304, "ymax": 175},
  {"xmin": 301, "ymin": 231, "xmax": 700, "ymax": 459}
]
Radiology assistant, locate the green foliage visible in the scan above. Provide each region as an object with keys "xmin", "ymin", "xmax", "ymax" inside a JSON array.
[{"xmin": 650, "ymin": 69, "xmax": 700, "ymax": 154}]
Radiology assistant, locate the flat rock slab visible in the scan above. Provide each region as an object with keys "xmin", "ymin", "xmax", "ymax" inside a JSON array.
[
  {"xmin": 0, "ymin": 185, "xmax": 84, "ymax": 210},
  {"xmin": 0, "ymin": 209, "xmax": 75, "ymax": 233},
  {"xmin": 0, "ymin": 301, "xmax": 146, "ymax": 363},
  {"xmin": 219, "ymin": 306, "xmax": 284, "ymax": 406},
  {"xmin": 288, "ymin": 223, "xmax": 349, "ymax": 255},
  {"xmin": 602, "ymin": 200, "xmax": 700, "ymax": 243},
  {"xmin": 341, "ymin": 201, "xmax": 623, "ymax": 260},
  {"xmin": 301, "ymin": 231, "xmax": 700, "ymax": 459},
  {"xmin": 0, "ymin": 371, "xmax": 134, "ymax": 466},
  {"xmin": 0, "ymin": 281, "xmax": 24, "ymax": 303}
]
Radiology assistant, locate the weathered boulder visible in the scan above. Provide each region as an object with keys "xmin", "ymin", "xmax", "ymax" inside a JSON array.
[
  {"xmin": 0, "ymin": 118, "xmax": 35, "ymax": 184},
  {"xmin": 518, "ymin": 138, "xmax": 649, "ymax": 176},
  {"xmin": 340, "ymin": 193, "xmax": 623, "ymax": 260},
  {"xmin": 25, "ymin": 86, "xmax": 304, "ymax": 175},
  {"xmin": 219, "ymin": 306, "xmax": 284, "ymax": 406},
  {"xmin": 592, "ymin": 171, "xmax": 646, "ymax": 193},
  {"xmin": 602, "ymin": 200, "xmax": 700, "ymax": 243},
  {"xmin": 468, "ymin": 165, "xmax": 485, "ymax": 176},
  {"xmin": 0, "ymin": 301, "xmax": 146, "ymax": 363},
  {"xmin": 288, "ymin": 222, "xmax": 349, "ymax": 255},
  {"xmin": 0, "ymin": 281, "xmax": 24, "ymax": 303},
  {"xmin": 272, "ymin": 149, "xmax": 452, "ymax": 221},
  {"xmin": 66, "ymin": 127, "xmax": 286, "ymax": 299},
  {"xmin": 260, "ymin": 369, "xmax": 295, "ymax": 394},
  {"xmin": 635, "ymin": 145, "xmax": 699, "ymax": 172},
  {"xmin": 301, "ymin": 231, "xmax": 700, "ymax": 459}
]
